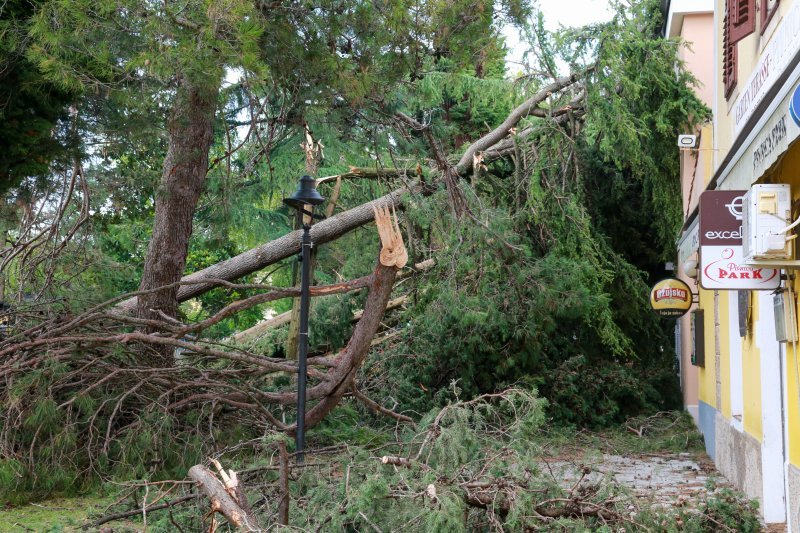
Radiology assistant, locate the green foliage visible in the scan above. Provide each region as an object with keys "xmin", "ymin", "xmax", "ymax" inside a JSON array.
[
  {"xmin": 350, "ymin": 0, "xmax": 699, "ymax": 427},
  {"xmin": 0, "ymin": 0, "xmax": 76, "ymax": 193},
  {"xmin": 293, "ymin": 388, "xmax": 547, "ymax": 531},
  {"xmin": 0, "ymin": 79, "xmax": 71, "ymax": 192},
  {"xmin": 563, "ymin": 0, "xmax": 710, "ymax": 259},
  {"xmin": 309, "ymin": 401, "xmax": 392, "ymax": 448},
  {"xmin": 0, "ymin": 393, "xmax": 761, "ymax": 533},
  {"xmin": 0, "ymin": 0, "xmax": 711, "ymax": 510},
  {"xmin": 0, "ymin": 361, "xmax": 226, "ymax": 503},
  {"xmin": 367, "ymin": 188, "xmax": 680, "ymax": 426},
  {"xmin": 694, "ymin": 484, "xmax": 762, "ymax": 533}
]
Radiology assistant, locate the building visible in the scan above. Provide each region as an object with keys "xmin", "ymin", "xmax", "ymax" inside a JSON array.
[{"xmin": 669, "ymin": 0, "xmax": 800, "ymax": 529}]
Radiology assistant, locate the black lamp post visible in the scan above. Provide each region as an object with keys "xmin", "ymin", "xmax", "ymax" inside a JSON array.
[{"xmin": 283, "ymin": 175, "xmax": 325, "ymax": 464}]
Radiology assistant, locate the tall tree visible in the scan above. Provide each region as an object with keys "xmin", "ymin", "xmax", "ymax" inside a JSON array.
[
  {"xmin": 25, "ymin": 0, "xmax": 530, "ymax": 327},
  {"xmin": 26, "ymin": 0, "xmax": 261, "ymax": 325}
]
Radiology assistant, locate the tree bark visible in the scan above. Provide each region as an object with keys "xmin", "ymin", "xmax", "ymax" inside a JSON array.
[
  {"xmin": 277, "ymin": 441, "xmax": 289, "ymax": 525},
  {"xmin": 136, "ymin": 75, "xmax": 219, "ymax": 322}
]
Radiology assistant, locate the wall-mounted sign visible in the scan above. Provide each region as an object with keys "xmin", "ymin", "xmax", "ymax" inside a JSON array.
[
  {"xmin": 722, "ymin": 82, "xmax": 800, "ymax": 189},
  {"xmin": 650, "ymin": 278, "xmax": 693, "ymax": 318},
  {"xmin": 791, "ymin": 84, "xmax": 800, "ymax": 127},
  {"xmin": 752, "ymin": 115, "xmax": 787, "ymax": 172},
  {"xmin": 699, "ymin": 191, "xmax": 780, "ymax": 290},
  {"xmin": 732, "ymin": 0, "xmax": 800, "ymax": 137}
]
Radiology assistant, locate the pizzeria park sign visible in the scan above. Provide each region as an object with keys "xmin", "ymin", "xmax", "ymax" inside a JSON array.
[{"xmin": 699, "ymin": 191, "xmax": 780, "ymax": 290}]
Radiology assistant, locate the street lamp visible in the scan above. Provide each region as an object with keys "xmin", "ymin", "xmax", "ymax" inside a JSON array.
[{"xmin": 283, "ymin": 175, "xmax": 325, "ymax": 464}]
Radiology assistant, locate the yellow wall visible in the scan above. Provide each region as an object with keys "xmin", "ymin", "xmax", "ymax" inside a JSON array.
[
  {"xmin": 742, "ymin": 294, "xmax": 762, "ymax": 441},
  {"xmin": 719, "ymin": 290, "xmax": 732, "ymax": 419},
  {"xmin": 697, "ymin": 288, "xmax": 718, "ymax": 408},
  {"xmin": 788, "ymin": 343, "xmax": 800, "ymax": 466},
  {"xmin": 774, "ymin": 144, "xmax": 800, "ymax": 467},
  {"xmin": 696, "ymin": 280, "xmax": 763, "ymax": 441},
  {"xmin": 701, "ymin": 124, "xmax": 714, "ymax": 188}
]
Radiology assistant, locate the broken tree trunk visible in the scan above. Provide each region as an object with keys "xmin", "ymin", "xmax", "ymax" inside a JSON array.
[
  {"xmin": 188, "ymin": 464, "xmax": 259, "ymax": 531},
  {"xmin": 315, "ymin": 166, "xmax": 413, "ymax": 185},
  {"xmin": 300, "ymin": 204, "xmax": 407, "ymax": 429}
]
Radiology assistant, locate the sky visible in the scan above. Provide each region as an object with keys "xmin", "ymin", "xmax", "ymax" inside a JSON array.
[
  {"xmin": 504, "ymin": 0, "xmax": 614, "ymax": 71},
  {"xmin": 538, "ymin": 0, "xmax": 614, "ymax": 30}
]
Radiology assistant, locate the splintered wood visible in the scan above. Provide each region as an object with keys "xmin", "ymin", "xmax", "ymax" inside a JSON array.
[
  {"xmin": 373, "ymin": 203, "xmax": 408, "ymax": 269},
  {"xmin": 188, "ymin": 462, "xmax": 259, "ymax": 531}
]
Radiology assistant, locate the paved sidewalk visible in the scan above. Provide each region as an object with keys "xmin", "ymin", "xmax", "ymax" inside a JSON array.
[
  {"xmin": 544, "ymin": 452, "xmax": 724, "ymax": 508},
  {"xmin": 544, "ymin": 451, "xmax": 786, "ymax": 531}
]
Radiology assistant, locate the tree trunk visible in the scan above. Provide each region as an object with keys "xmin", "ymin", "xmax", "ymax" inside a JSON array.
[{"xmin": 136, "ymin": 76, "xmax": 218, "ymax": 323}]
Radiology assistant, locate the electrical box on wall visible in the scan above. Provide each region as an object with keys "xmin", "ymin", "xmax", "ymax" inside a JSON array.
[
  {"xmin": 743, "ymin": 184, "xmax": 792, "ymax": 261},
  {"xmin": 774, "ymin": 291, "xmax": 798, "ymax": 343}
]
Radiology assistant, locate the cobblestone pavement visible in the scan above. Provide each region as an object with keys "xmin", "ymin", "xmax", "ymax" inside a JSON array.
[
  {"xmin": 544, "ymin": 452, "xmax": 725, "ymax": 508},
  {"xmin": 544, "ymin": 452, "xmax": 788, "ymax": 531}
]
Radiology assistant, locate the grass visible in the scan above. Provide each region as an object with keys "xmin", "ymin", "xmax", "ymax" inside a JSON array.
[{"xmin": 0, "ymin": 495, "xmax": 121, "ymax": 532}]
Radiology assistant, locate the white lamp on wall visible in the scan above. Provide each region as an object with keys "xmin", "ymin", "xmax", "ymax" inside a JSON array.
[{"xmin": 682, "ymin": 259, "xmax": 698, "ymax": 278}]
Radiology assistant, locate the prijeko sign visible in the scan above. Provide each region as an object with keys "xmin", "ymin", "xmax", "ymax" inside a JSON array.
[
  {"xmin": 649, "ymin": 278, "xmax": 692, "ymax": 318},
  {"xmin": 699, "ymin": 191, "xmax": 780, "ymax": 290}
]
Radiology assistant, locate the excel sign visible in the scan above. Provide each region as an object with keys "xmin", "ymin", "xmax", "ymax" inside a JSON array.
[{"xmin": 699, "ymin": 190, "xmax": 780, "ymax": 290}]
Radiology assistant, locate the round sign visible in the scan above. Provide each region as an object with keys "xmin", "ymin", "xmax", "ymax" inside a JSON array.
[
  {"xmin": 649, "ymin": 278, "xmax": 693, "ymax": 318},
  {"xmin": 790, "ymin": 84, "xmax": 800, "ymax": 128}
]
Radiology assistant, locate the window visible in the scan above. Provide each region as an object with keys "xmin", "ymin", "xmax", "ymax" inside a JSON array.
[
  {"xmin": 761, "ymin": 0, "xmax": 779, "ymax": 32},
  {"xmin": 730, "ymin": 0, "xmax": 756, "ymax": 44},
  {"xmin": 723, "ymin": 1, "xmax": 738, "ymax": 98}
]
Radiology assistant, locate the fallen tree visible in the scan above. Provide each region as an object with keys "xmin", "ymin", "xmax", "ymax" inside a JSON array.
[
  {"xmin": 116, "ymin": 72, "xmax": 584, "ymax": 315},
  {"xmin": 116, "ymin": 186, "xmax": 415, "ymax": 313},
  {"xmin": 86, "ymin": 388, "xmax": 671, "ymax": 530},
  {"xmin": 0, "ymin": 205, "xmax": 414, "ymax": 505}
]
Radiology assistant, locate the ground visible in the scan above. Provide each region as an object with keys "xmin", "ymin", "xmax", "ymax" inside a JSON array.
[{"xmin": 0, "ymin": 412, "xmax": 766, "ymax": 531}]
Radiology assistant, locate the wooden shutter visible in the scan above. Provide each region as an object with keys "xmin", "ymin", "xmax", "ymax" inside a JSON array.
[
  {"xmin": 761, "ymin": 0, "xmax": 779, "ymax": 32},
  {"xmin": 724, "ymin": 1, "xmax": 738, "ymax": 98},
  {"xmin": 730, "ymin": 0, "xmax": 756, "ymax": 44}
]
